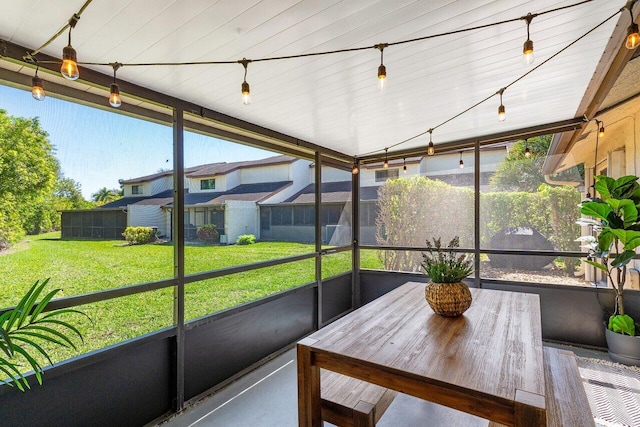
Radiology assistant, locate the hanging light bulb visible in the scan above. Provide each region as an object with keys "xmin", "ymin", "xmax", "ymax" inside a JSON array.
[
  {"xmin": 427, "ymin": 130, "xmax": 435, "ymax": 156},
  {"xmin": 403, "ymin": 158, "xmax": 407, "ymax": 174},
  {"xmin": 524, "ymin": 146, "xmax": 532, "ymax": 158},
  {"xmin": 626, "ymin": 7, "xmax": 640, "ymax": 49},
  {"xmin": 497, "ymin": 88, "xmax": 506, "ymax": 122},
  {"xmin": 597, "ymin": 121, "xmax": 605, "ymax": 138},
  {"xmin": 352, "ymin": 160, "xmax": 359, "ymax": 175},
  {"xmin": 522, "ymin": 13, "xmax": 535, "ymax": 65},
  {"xmin": 61, "ymin": 27, "xmax": 80, "ymax": 80},
  {"xmin": 376, "ymin": 44, "xmax": 388, "ymax": 90},
  {"xmin": 383, "ymin": 149, "xmax": 389, "ymax": 169},
  {"xmin": 31, "ymin": 67, "xmax": 45, "ymax": 101},
  {"xmin": 459, "ymin": 152, "xmax": 464, "ymax": 169},
  {"xmin": 108, "ymin": 63, "xmax": 122, "ymax": 108},
  {"xmin": 240, "ymin": 58, "xmax": 251, "ymax": 105}
]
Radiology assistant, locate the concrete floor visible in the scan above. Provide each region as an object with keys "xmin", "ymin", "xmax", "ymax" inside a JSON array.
[
  {"xmin": 158, "ymin": 347, "xmax": 503, "ymax": 427},
  {"xmin": 158, "ymin": 343, "xmax": 611, "ymax": 427}
]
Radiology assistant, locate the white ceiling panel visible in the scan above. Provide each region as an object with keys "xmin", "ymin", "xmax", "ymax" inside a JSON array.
[{"xmin": 0, "ymin": 0, "xmax": 630, "ymax": 158}]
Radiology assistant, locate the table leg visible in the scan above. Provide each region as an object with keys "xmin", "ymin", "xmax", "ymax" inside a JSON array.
[
  {"xmin": 297, "ymin": 339, "xmax": 321, "ymax": 427},
  {"xmin": 514, "ymin": 389, "xmax": 546, "ymax": 427}
]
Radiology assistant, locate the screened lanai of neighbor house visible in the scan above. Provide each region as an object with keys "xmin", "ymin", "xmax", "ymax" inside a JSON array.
[{"xmin": 1, "ymin": 0, "xmax": 640, "ymax": 426}]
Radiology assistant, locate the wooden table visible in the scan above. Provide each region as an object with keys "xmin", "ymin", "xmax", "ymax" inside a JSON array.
[{"xmin": 297, "ymin": 282, "xmax": 546, "ymax": 426}]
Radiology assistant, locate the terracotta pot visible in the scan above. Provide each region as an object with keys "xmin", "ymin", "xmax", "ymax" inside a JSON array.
[
  {"xmin": 605, "ymin": 327, "xmax": 640, "ymax": 366},
  {"xmin": 424, "ymin": 281, "xmax": 472, "ymax": 317}
]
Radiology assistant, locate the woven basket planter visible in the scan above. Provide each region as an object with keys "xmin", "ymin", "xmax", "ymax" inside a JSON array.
[{"xmin": 425, "ymin": 281, "xmax": 472, "ymax": 317}]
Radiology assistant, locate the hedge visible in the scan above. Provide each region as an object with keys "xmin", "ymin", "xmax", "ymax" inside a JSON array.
[{"xmin": 376, "ymin": 177, "xmax": 581, "ymax": 273}]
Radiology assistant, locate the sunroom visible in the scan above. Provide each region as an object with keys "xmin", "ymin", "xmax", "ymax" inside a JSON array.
[{"xmin": 1, "ymin": 1, "xmax": 640, "ymax": 426}]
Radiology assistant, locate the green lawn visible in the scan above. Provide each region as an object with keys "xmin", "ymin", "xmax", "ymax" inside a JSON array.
[{"xmin": 1, "ymin": 233, "xmax": 382, "ymax": 365}]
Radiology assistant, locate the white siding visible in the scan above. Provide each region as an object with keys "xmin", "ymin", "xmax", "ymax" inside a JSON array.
[
  {"xmin": 188, "ymin": 175, "xmax": 227, "ymax": 193},
  {"xmin": 149, "ymin": 176, "xmax": 173, "ymax": 195},
  {"xmin": 127, "ymin": 205, "xmax": 169, "ymax": 237},
  {"xmin": 224, "ymin": 200, "xmax": 258, "ymax": 243},
  {"xmin": 419, "ymin": 149, "xmax": 506, "ymax": 176},
  {"xmin": 240, "ymin": 163, "xmax": 290, "ymax": 184},
  {"xmin": 360, "ymin": 167, "xmax": 406, "ymax": 187},
  {"xmin": 225, "ymin": 170, "xmax": 241, "ymax": 190},
  {"xmin": 123, "ymin": 182, "xmax": 149, "ymax": 197},
  {"xmin": 261, "ymin": 159, "xmax": 312, "ymax": 203},
  {"xmin": 311, "ymin": 166, "xmax": 350, "ymax": 183}
]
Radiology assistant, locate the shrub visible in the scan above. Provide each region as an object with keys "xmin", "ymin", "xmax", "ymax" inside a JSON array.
[
  {"xmin": 196, "ymin": 224, "xmax": 219, "ymax": 242},
  {"xmin": 122, "ymin": 226, "xmax": 156, "ymax": 245},
  {"xmin": 236, "ymin": 234, "xmax": 256, "ymax": 245}
]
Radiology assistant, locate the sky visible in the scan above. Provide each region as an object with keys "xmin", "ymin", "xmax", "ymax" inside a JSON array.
[{"xmin": 0, "ymin": 84, "xmax": 274, "ymax": 199}]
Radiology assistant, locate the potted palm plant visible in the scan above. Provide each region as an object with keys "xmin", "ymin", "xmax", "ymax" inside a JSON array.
[
  {"xmin": 421, "ymin": 236, "xmax": 474, "ymax": 317},
  {"xmin": 579, "ymin": 175, "xmax": 640, "ymax": 365}
]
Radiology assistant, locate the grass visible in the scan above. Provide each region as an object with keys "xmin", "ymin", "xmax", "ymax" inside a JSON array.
[{"xmin": 0, "ymin": 233, "xmax": 382, "ymax": 367}]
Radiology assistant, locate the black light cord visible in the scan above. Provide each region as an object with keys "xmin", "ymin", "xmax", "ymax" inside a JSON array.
[
  {"xmin": 25, "ymin": 0, "xmax": 595, "ymax": 70},
  {"xmin": 21, "ymin": 0, "xmax": 618, "ymax": 158},
  {"xmin": 26, "ymin": 0, "xmax": 90, "ymax": 59},
  {"xmin": 359, "ymin": 6, "xmax": 622, "ymax": 157}
]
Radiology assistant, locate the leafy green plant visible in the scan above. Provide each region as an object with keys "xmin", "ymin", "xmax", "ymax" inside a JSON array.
[
  {"xmin": 421, "ymin": 236, "xmax": 473, "ymax": 283},
  {"xmin": 236, "ymin": 234, "xmax": 256, "ymax": 245},
  {"xmin": 196, "ymin": 224, "xmax": 219, "ymax": 243},
  {"xmin": 579, "ymin": 175, "xmax": 640, "ymax": 336},
  {"xmin": 0, "ymin": 278, "xmax": 87, "ymax": 391},
  {"xmin": 122, "ymin": 226, "xmax": 156, "ymax": 245},
  {"xmin": 609, "ymin": 314, "xmax": 635, "ymax": 336}
]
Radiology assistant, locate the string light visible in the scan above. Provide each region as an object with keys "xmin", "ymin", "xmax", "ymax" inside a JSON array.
[
  {"xmin": 376, "ymin": 43, "xmax": 388, "ymax": 90},
  {"xmin": 626, "ymin": 6, "xmax": 640, "ymax": 49},
  {"xmin": 22, "ymin": 0, "xmax": 621, "ymax": 166},
  {"xmin": 352, "ymin": 160, "xmax": 359, "ymax": 175},
  {"xmin": 497, "ymin": 88, "xmax": 506, "ymax": 122},
  {"xmin": 524, "ymin": 146, "xmax": 532, "ymax": 158},
  {"xmin": 596, "ymin": 119, "xmax": 605, "ymax": 138},
  {"xmin": 427, "ymin": 130, "xmax": 435, "ymax": 156},
  {"xmin": 403, "ymin": 158, "xmax": 407, "ymax": 174},
  {"xmin": 383, "ymin": 149, "xmax": 389, "ymax": 168},
  {"xmin": 522, "ymin": 13, "xmax": 535, "ymax": 65},
  {"xmin": 240, "ymin": 58, "xmax": 251, "ymax": 105},
  {"xmin": 459, "ymin": 152, "xmax": 464, "ymax": 169},
  {"xmin": 31, "ymin": 66, "xmax": 45, "ymax": 101},
  {"xmin": 60, "ymin": 16, "xmax": 80, "ymax": 81},
  {"xmin": 108, "ymin": 63, "xmax": 122, "ymax": 108}
]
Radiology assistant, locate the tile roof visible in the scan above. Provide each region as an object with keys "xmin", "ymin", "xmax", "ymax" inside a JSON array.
[
  {"xmin": 101, "ymin": 182, "xmax": 292, "ymax": 208},
  {"xmin": 118, "ymin": 155, "xmax": 295, "ymax": 184},
  {"xmin": 279, "ymin": 182, "xmax": 379, "ymax": 204},
  {"xmin": 185, "ymin": 155, "xmax": 295, "ymax": 178}
]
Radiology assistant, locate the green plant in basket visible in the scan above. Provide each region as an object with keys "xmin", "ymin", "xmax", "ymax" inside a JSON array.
[
  {"xmin": 421, "ymin": 236, "xmax": 473, "ymax": 283},
  {"xmin": 578, "ymin": 175, "xmax": 640, "ymax": 336}
]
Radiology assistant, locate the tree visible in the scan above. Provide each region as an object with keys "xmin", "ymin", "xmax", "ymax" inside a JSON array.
[
  {"xmin": 91, "ymin": 187, "xmax": 122, "ymax": 206},
  {"xmin": 0, "ymin": 110, "xmax": 58, "ymax": 247},
  {"xmin": 30, "ymin": 176, "xmax": 94, "ymax": 233},
  {"xmin": 490, "ymin": 135, "xmax": 551, "ymax": 192}
]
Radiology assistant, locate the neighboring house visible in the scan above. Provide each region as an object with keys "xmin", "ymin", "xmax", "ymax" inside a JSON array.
[
  {"xmin": 544, "ymin": 56, "xmax": 640, "ymax": 289},
  {"xmin": 61, "ymin": 148, "xmax": 508, "ymax": 244}
]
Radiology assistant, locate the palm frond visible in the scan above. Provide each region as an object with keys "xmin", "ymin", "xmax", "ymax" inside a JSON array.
[{"xmin": 0, "ymin": 278, "xmax": 88, "ymax": 392}]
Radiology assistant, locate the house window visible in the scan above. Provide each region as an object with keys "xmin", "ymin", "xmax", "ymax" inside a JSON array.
[
  {"xmin": 131, "ymin": 185, "xmax": 141, "ymax": 195},
  {"xmin": 375, "ymin": 169, "xmax": 399, "ymax": 182},
  {"xmin": 200, "ymin": 179, "xmax": 215, "ymax": 190}
]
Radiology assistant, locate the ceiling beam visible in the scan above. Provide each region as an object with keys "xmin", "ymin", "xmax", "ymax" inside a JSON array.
[{"xmin": 358, "ymin": 118, "xmax": 584, "ymax": 163}]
